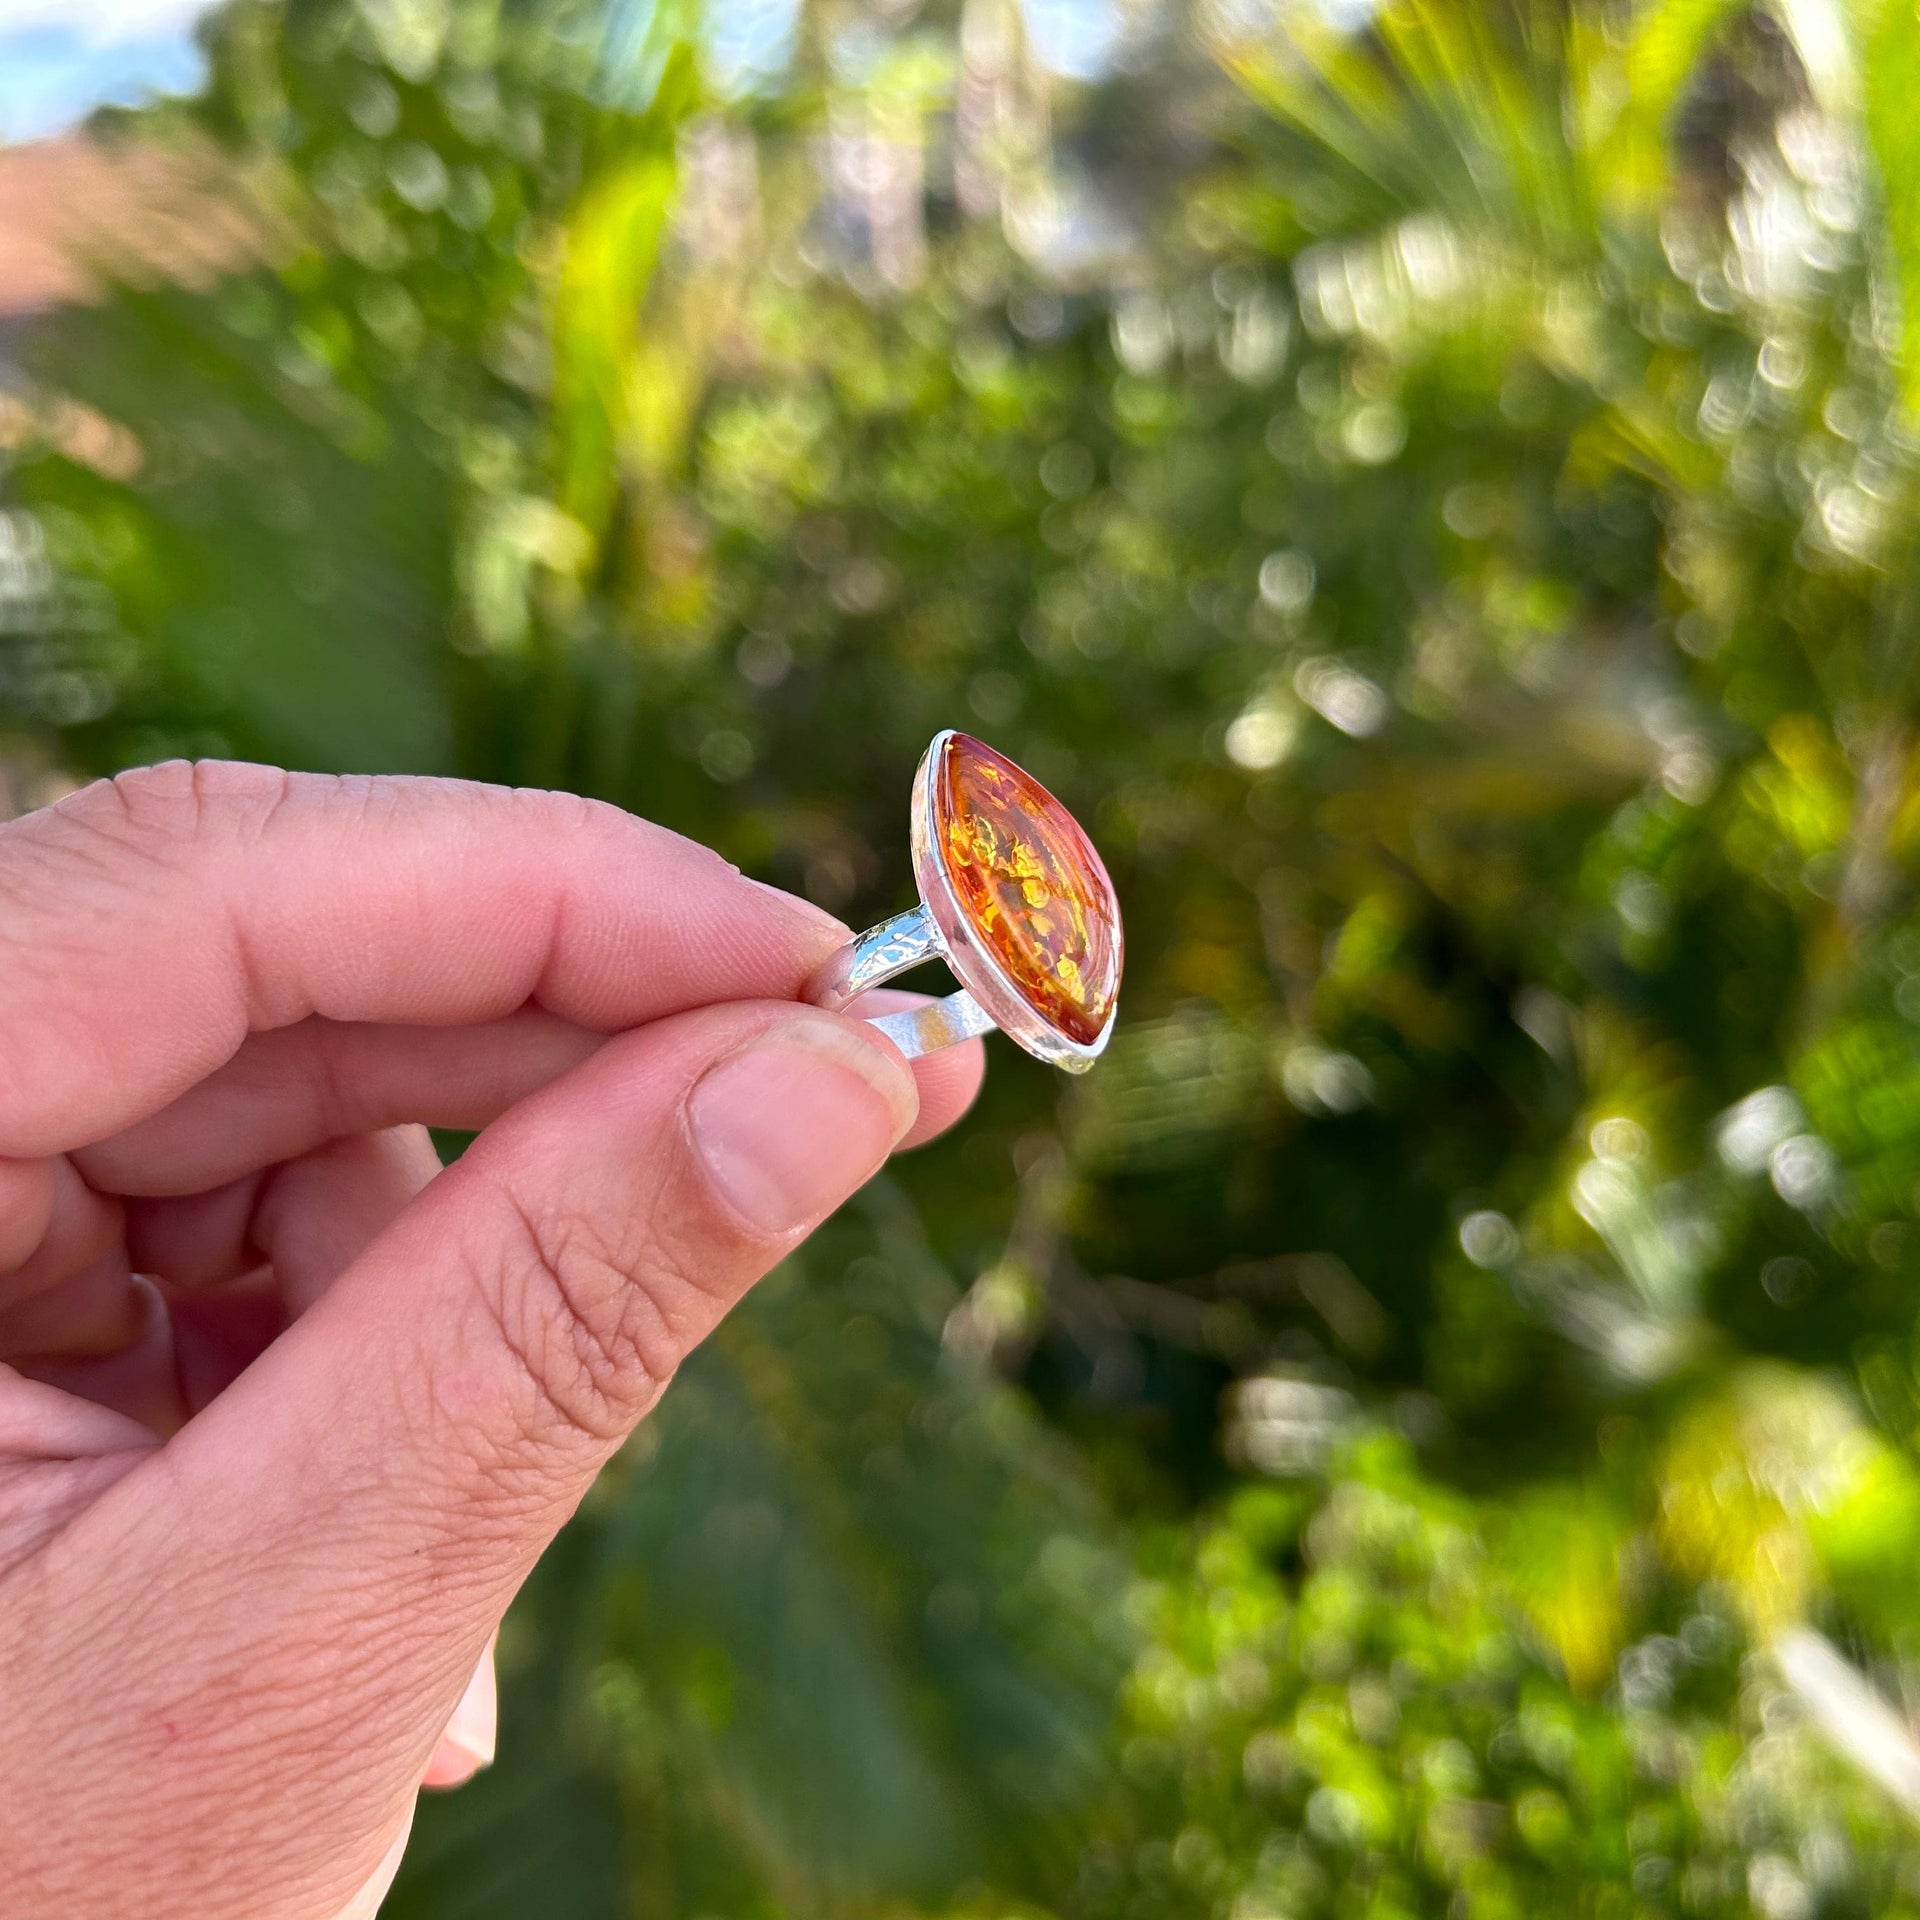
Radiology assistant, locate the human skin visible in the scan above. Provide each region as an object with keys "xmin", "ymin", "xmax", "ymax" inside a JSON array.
[{"xmin": 0, "ymin": 760, "xmax": 984, "ymax": 1920}]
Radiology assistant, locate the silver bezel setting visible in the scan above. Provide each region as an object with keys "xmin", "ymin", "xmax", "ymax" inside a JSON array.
[{"xmin": 909, "ymin": 728, "xmax": 1114, "ymax": 1074}]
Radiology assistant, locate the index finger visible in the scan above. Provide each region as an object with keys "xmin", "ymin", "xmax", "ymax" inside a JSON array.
[{"xmin": 0, "ymin": 761, "xmax": 849, "ymax": 1157}]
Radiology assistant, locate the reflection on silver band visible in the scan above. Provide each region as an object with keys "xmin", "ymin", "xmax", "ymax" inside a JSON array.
[
  {"xmin": 803, "ymin": 902, "xmax": 941, "ymax": 1013},
  {"xmin": 803, "ymin": 902, "xmax": 989, "ymax": 1061},
  {"xmin": 867, "ymin": 989, "xmax": 996, "ymax": 1060}
]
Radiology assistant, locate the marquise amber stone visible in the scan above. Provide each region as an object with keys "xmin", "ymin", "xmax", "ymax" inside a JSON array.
[{"xmin": 934, "ymin": 732, "xmax": 1122, "ymax": 1047}]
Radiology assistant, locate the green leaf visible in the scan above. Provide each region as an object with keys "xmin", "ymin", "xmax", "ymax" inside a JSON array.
[
  {"xmin": 1864, "ymin": 0, "xmax": 1920, "ymax": 411},
  {"xmin": 1609, "ymin": 0, "xmax": 1748, "ymax": 202}
]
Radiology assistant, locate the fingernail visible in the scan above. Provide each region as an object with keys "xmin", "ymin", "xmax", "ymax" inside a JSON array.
[
  {"xmin": 442, "ymin": 1645, "xmax": 497, "ymax": 1771},
  {"xmin": 689, "ymin": 1016, "xmax": 918, "ymax": 1235}
]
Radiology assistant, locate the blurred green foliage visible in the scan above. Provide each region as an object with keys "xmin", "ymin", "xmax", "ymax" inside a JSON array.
[{"xmin": 19, "ymin": 0, "xmax": 1920, "ymax": 1909}]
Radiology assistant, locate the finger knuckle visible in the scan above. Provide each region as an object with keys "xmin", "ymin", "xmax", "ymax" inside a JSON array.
[
  {"xmin": 509, "ymin": 783, "xmax": 724, "ymax": 875},
  {"xmin": 44, "ymin": 759, "xmax": 295, "ymax": 871},
  {"xmin": 479, "ymin": 1185, "xmax": 688, "ymax": 1447},
  {"xmin": 509, "ymin": 784, "xmax": 615, "ymax": 836}
]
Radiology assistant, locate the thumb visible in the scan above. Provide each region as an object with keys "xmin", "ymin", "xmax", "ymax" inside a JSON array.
[{"xmin": 11, "ymin": 1003, "xmax": 916, "ymax": 1920}]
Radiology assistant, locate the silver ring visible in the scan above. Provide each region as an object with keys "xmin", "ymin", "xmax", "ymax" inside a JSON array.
[{"xmin": 804, "ymin": 729, "xmax": 1123, "ymax": 1073}]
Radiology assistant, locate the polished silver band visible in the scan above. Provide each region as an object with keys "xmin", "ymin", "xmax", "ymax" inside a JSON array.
[
  {"xmin": 802, "ymin": 903, "xmax": 990, "ymax": 1061},
  {"xmin": 867, "ymin": 989, "xmax": 996, "ymax": 1058},
  {"xmin": 805, "ymin": 904, "xmax": 940, "ymax": 1011}
]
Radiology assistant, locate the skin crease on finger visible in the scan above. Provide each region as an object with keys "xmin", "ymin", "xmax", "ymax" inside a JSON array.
[{"xmin": 0, "ymin": 765, "xmax": 986, "ymax": 1920}]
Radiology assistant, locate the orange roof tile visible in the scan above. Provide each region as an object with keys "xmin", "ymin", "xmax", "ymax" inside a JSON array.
[{"xmin": 0, "ymin": 131, "xmax": 267, "ymax": 317}]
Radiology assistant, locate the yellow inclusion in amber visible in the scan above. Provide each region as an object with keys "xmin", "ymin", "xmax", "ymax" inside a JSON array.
[{"xmin": 934, "ymin": 733, "xmax": 1122, "ymax": 1047}]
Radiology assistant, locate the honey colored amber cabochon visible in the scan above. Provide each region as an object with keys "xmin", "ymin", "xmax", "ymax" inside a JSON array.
[{"xmin": 933, "ymin": 733, "xmax": 1123, "ymax": 1048}]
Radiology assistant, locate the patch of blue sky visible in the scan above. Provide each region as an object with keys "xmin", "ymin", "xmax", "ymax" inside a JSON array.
[
  {"xmin": 1020, "ymin": 0, "xmax": 1121, "ymax": 80},
  {"xmin": 0, "ymin": 0, "xmax": 1123, "ymax": 148},
  {"xmin": 607, "ymin": 0, "xmax": 1121, "ymax": 102},
  {"xmin": 0, "ymin": 23, "xmax": 206, "ymax": 142},
  {"xmin": 705, "ymin": 0, "xmax": 799, "ymax": 93}
]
